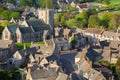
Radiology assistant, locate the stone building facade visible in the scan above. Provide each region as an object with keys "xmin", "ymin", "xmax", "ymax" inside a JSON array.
[
  {"xmin": 2, "ymin": 19, "xmax": 53, "ymax": 43},
  {"xmin": 38, "ymin": 9, "xmax": 54, "ymax": 28}
]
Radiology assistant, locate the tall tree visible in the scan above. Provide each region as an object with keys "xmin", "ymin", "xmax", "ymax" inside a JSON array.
[
  {"xmin": 99, "ymin": 12, "xmax": 112, "ymax": 29},
  {"xmin": 3, "ymin": 0, "xmax": 16, "ymax": 4},
  {"xmin": 88, "ymin": 15, "xmax": 101, "ymax": 28},
  {"xmin": 39, "ymin": 0, "xmax": 54, "ymax": 9},
  {"xmin": 54, "ymin": 13, "xmax": 61, "ymax": 27},
  {"xmin": 109, "ymin": 14, "xmax": 120, "ymax": 30},
  {"xmin": 10, "ymin": 12, "xmax": 20, "ymax": 19},
  {"xmin": 65, "ymin": 19, "xmax": 77, "ymax": 28},
  {"xmin": 19, "ymin": 0, "xmax": 37, "ymax": 7}
]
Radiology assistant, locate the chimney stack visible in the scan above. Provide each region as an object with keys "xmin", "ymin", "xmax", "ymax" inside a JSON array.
[{"xmin": 24, "ymin": 43, "xmax": 26, "ymax": 50}]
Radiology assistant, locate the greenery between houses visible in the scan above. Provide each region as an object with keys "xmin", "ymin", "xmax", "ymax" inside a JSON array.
[
  {"xmin": 0, "ymin": 69, "xmax": 21, "ymax": 80},
  {"xmin": 0, "ymin": 9, "xmax": 20, "ymax": 20},
  {"xmin": 16, "ymin": 42, "xmax": 45, "ymax": 49}
]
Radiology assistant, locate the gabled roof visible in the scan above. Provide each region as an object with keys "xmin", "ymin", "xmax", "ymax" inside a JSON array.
[
  {"xmin": 14, "ymin": 47, "xmax": 37, "ymax": 58},
  {"xmin": 31, "ymin": 68, "xmax": 58, "ymax": 79},
  {"xmin": 7, "ymin": 26, "xmax": 18, "ymax": 34},
  {"xmin": 18, "ymin": 27, "xmax": 33, "ymax": 34},
  {"xmin": 85, "ymin": 28, "xmax": 104, "ymax": 34},
  {"xmin": 26, "ymin": 19, "xmax": 44, "ymax": 28},
  {"xmin": 32, "ymin": 24, "xmax": 51, "ymax": 32}
]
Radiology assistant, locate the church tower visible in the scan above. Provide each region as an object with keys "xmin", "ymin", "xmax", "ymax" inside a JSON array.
[{"xmin": 38, "ymin": 9, "xmax": 54, "ymax": 28}]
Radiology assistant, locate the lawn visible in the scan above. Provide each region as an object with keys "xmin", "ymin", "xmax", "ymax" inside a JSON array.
[
  {"xmin": 110, "ymin": 0, "xmax": 120, "ymax": 5},
  {"xmin": 16, "ymin": 43, "xmax": 31, "ymax": 49},
  {"xmin": 110, "ymin": 10, "xmax": 120, "ymax": 14},
  {"xmin": 34, "ymin": 42, "xmax": 45, "ymax": 44},
  {"xmin": 16, "ymin": 41, "xmax": 45, "ymax": 49}
]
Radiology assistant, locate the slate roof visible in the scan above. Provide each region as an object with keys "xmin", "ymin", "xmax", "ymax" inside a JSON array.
[
  {"xmin": 31, "ymin": 68, "xmax": 58, "ymax": 79},
  {"xmin": 85, "ymin": 28, "xmax": 104, "ymax": 34},
  {"xmin": 53, "ymin": 37, "xmax": 68, "ymax": 44},
  {"xmin": 7, "ymin": 26, "xmax": 18, "ymax": 34},
  {"xmin": 15, "ymin": 47, "xmax": 37, "ymax": 58},
  {"xmin": 32, "ymin": 24, "xmax": 51, "ymax": 32},
  {"xmin": 19, "ymin": 27, "xmax": 33, "ymax": 34},
  {"xmin": 19, "ymin": 19, "xmax": 51, "ymax": 34},
  {"xmin": 74, "ymin": 33, "xmax": 83, "ymax": 40},
  {"xmin": 27, "ymin": 19, "xmax": 44, "ymax": 28}
]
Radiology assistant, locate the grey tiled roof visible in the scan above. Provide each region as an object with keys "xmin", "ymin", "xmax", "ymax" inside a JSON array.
[
  {"xmin": 7, "ymin": 26, "xmax": 18, "ymax": 34},
  {"xmin": 32, "ymin": 24, "xmax": 51, "ymax": 32},
  {"xmin": 15, "ymin": 47, "xmax": 37, "ymax": 57},
  {"xmin": 85, "ymin": 28, "xmax": 104, "ymax": 34},
  {"xmin": 27, "ymin": 19, "xmax": 44, "ymax": 28},
  {"xmin": 19, "ymin": 27, "xmax": 33, "ymax": 33},
  {"xmin": 31, "ymin": 68, "xmax": 57, "ymax": 79}
]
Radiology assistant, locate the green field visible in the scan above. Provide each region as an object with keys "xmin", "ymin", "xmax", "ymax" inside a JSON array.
[
  {"xmin": 110, "ymin": 0, "xmax": 120, "ymax": 5},
  {"xmin": 110, "ymin": 10, "xmax": 120, "ymax": 14}
]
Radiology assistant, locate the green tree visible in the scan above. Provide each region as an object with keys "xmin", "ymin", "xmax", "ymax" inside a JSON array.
[
  {"xmin": 1, "ymin": 20, "xmax": 9, "ymax": 27},
  {"xmin": 88, "ymin": 15, "xmax": 101, "ymax": 28},
  {"xmin": 1, "ymin": 10, "xmax": 12, "ymax": 20},
  {"xmin": 3, "ymin": 0, "xmax": 16, "ymax": 4},
  {"xmin": 99, "ymin": 12, "xmax": 112, "ymax": 29},
  {"xmin": 54, "ymin": 13, "xmax": 61, "ymax": 27},
  {"xmin": 70, "ymin": 36, "xmax": 77, "ymax": 48},
  {"xmin": 102, "ymin": 0, "xmax": 110, "ymax": 5},
  {"xmin": 109, "ymin": 14, "xmax": 120, "ymax": 30},
  {"xmin": 60, "ymin": 16, "xmax": 65, "ymax": 25},
  {"xmin": 75, "ymin": 11, "xmax": 88, "ymax": 20},
  {"xmin": 39, "ymin": 0, "xmax": 54, "ymax": 9},
  {"xmin": 19, "ymin": 0, "xmax": 37, "ymax": 7},
  {"xmin": 10, "ymin": 12, "xmax": 20, "ymax": 19},
  {"xmin": 65, "ymin": 19, "xmax": 77, "ymax": 28},
  {"xmin": 75, "ymin": 11, "xmax": 88, "ymax": 28}
]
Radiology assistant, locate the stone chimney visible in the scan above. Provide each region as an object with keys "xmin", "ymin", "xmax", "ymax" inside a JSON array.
[
  {"xmin": 89, "ymin": 61, "xmax": 92, "ymax": 68},
  {"xmin": 24, "ymin": 43, "xmax": 26, "ymax": 50},
  {"xmin": 26, "ymin": 67, "xmax": 32, "ymax": 80}
]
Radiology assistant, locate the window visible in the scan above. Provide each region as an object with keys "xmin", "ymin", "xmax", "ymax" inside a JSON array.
[{"xmin": 5, "ymin": 31, "xmax": 8, "ymax": 39}]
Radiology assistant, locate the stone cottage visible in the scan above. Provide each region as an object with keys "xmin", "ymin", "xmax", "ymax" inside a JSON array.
[{"xmin": 2, "ymin": 19, "xmax": 53, "ymax": 43}]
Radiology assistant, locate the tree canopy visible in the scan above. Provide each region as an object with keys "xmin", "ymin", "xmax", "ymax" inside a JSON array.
[{"xmin": 88, "ymin": 15, "xmax": 101, "ymax": 28}]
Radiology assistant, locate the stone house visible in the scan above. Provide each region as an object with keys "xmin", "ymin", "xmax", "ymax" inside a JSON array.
[
  {"xmin": 13, "ymin": 47, "xmax": 37, "ymax": 68},
  {"xmin": 53, "ymin": 37, "xmax": 70, "ymax": 51},
  {"xmin": 54, "ymin": 27, "xmax": 72, "ymax": 39},
  {"xmin": 76, "ymin": 3, "xmax": 93, "ymax": 12},
  {"xmin": 74, "ymin": 33, "xmax": 87, "ymax": 48},
  {"xmin": 0, "ymin": 40, "xmax": 16, "ymax": 62},
  {"xmin": 75, "ymin": 57, "xmax": 106, "ymax": 80},
  {"xmin": 74, "ymin": 47, "xmax": 106, "ymax": 80},
  {"xmin": 101, "ymin": 31, "xmax": 120, "ymax": 41},
  {"xmin": 2, "ymin": 26, "xmax": 18, "ymax": 42},
  {"xmin": 26, "ymin": 59, "xmax": 60, "ymax": 80},
  {"xmin": 2, "ymin": 19, "xmax": 53, "ymax": 43},
  {"xmin": 84, "ymin": 28, "xmax": 104, "ymax": 43}
]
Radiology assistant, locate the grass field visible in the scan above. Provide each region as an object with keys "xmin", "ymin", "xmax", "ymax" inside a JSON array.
[
  {"xmin": 110, "ymin": 10, "xmax": 120, "ymax": 14},
  {"xmin": 110, "ymin": 0, "xmax": 120, "ymax": 5}
]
